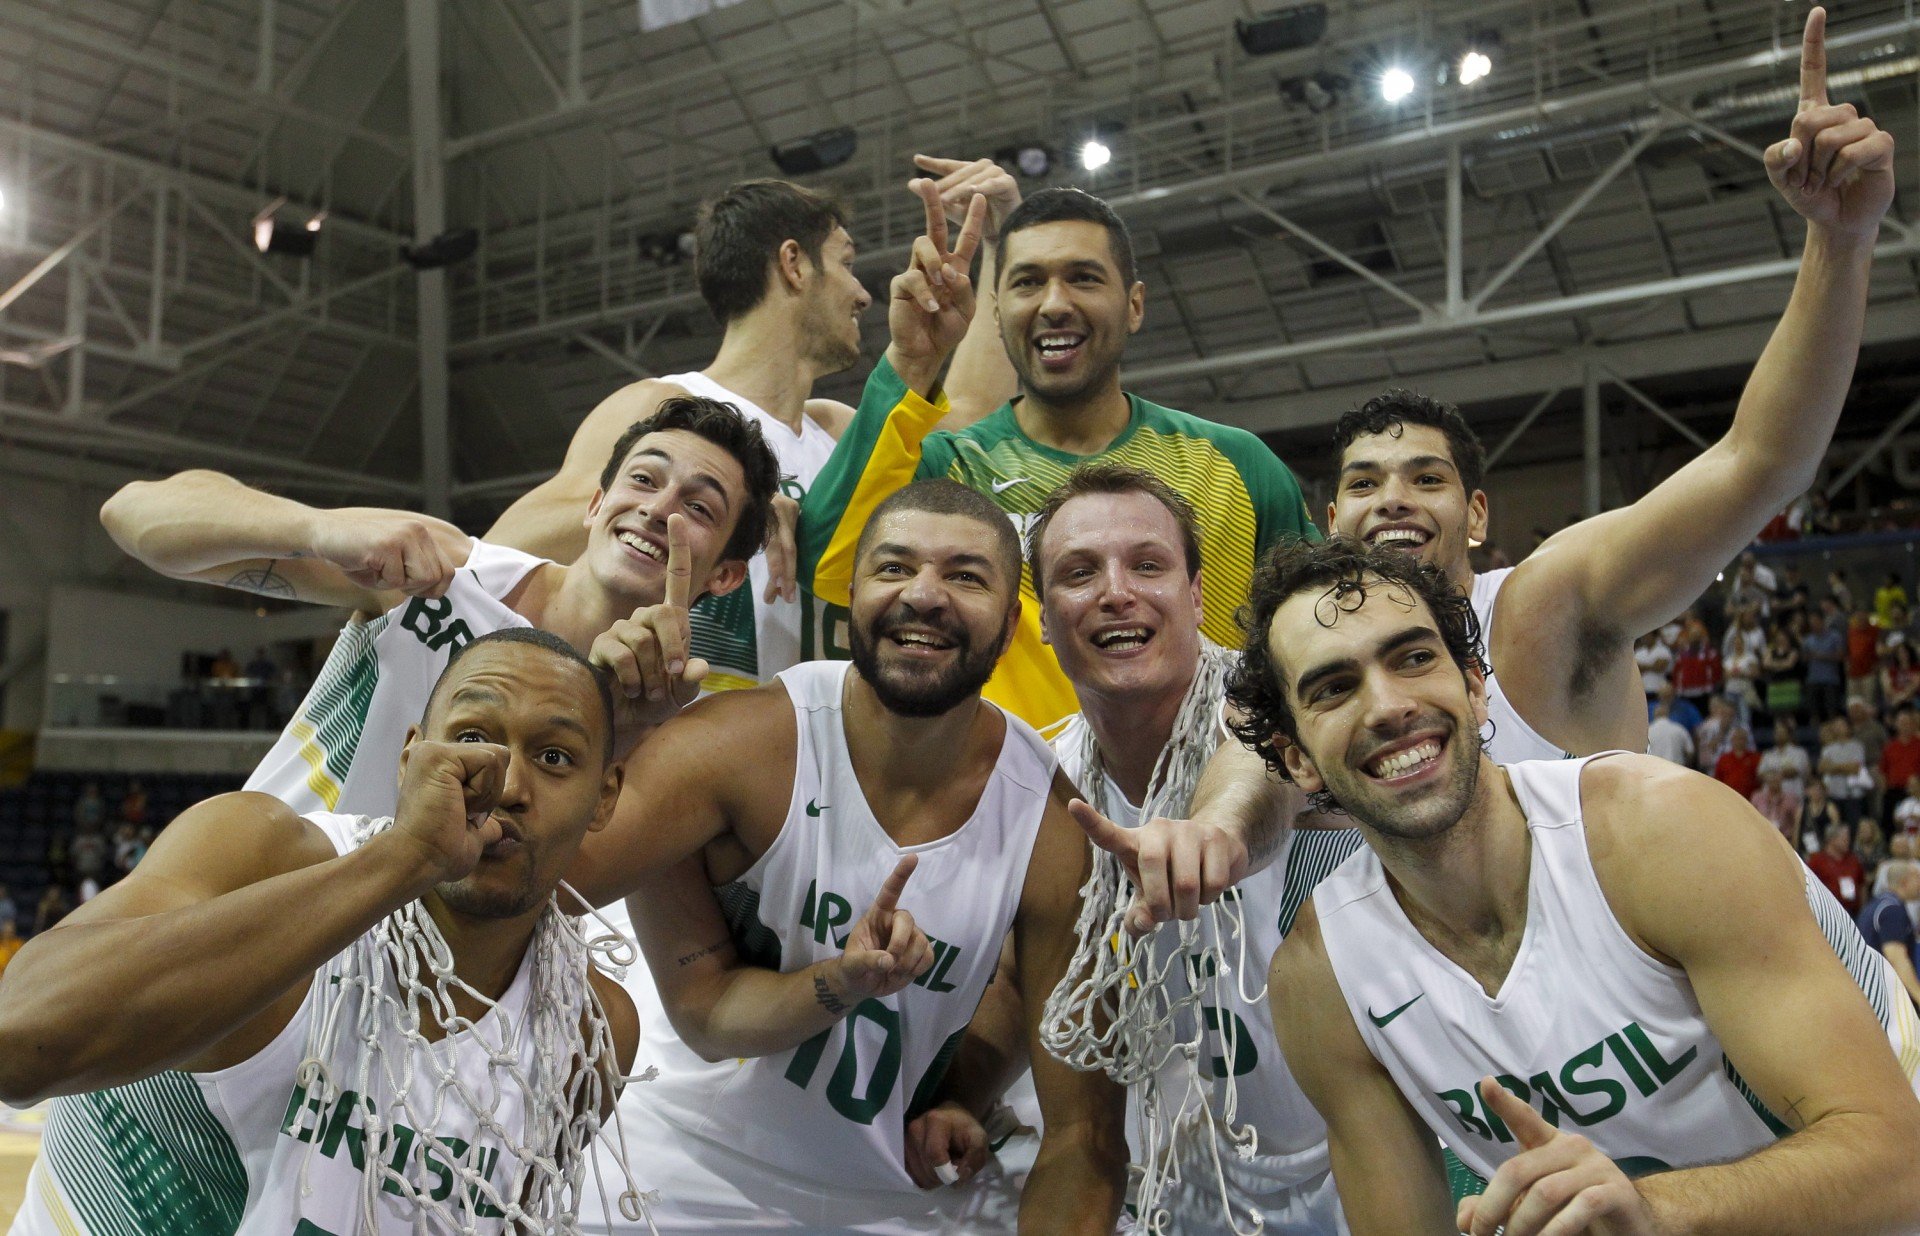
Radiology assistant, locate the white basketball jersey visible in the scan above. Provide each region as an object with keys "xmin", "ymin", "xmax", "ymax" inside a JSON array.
[
  {"xmin": 659, "ymin": 371, "xmax": 838, "ymax": 692},
  {"xmin": 16, "ymin": 813, "xmax": 541, "ymax": 1236},
  {"xmin": 245, "ymin": 539, "xmax": 546, "ymax": 817},
  {"xmin": 1051, "ymin": 715, "xmax": 1364, "ymax": 1215},
  {"xmin": 1472, "ymin": 568, "xmax": 1575, "ymax": 763},
  {"xmin": 628, "ymin": 660, "xmax": 1053, "ymax": 1200},
  {"xmin": 1313, "ymin": 755, "xmax": 1920, "ymax": 1187}
]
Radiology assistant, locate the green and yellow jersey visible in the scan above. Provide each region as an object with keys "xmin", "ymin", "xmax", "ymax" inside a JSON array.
[{"xmin": 799, "ymin": 357, "xmax": 1320, "ymax": 729}]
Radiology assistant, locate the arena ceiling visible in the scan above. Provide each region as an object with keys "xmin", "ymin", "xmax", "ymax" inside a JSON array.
[{"xmin": 2, "ymin": 0, "xmax": 1918, "ymax": 521}]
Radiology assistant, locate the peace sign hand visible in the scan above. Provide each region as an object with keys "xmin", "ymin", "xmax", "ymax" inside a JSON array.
[
  {"xmin": 588, "ymin": 512, "xmax": 710, "ymax": 738},
  {"xmin": 911, "ymin": 154, "xmax": 1022, "ymax": 241},
  {"xmin": 1763, "ymin": 7, "xmax": 1896, "ymax": 239},
  {"xmin": 1457, "ymin": 1077, "xmax": 1656, "ymax": 1236},
  {"xmin": 885, "ymin": 182, "xmax": 988, "ymax": 396}
]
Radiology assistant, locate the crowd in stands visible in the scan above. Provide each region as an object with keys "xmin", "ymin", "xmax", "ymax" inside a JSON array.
[{"xmin": 1641, "ymin": 545, "xmax": 1920, "ymax": 1005}]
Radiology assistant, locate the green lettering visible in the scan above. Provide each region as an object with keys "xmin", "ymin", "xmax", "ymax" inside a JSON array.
[
  {"xmin": 1558, "ymin": 1040, "xmax": 1628, "ymax": 1125},
  {"xmin": 1623, "ymin": 1022, "xmax": 1697, "ymax": 1086},
  {"xmin": 317, "ymin": 1091, "xmax": 368, "ymax": 1170},
  {"xmin": 401, "ymin": 596, "xmax": 450, "ymax": 642},
  {"xmin": 816, "ymin": 893, "xmax": 852, "ymax": 947},
  {"xmin": 1484, "ymin": 1075, "xmax": 1531, "ymax": 1144},
  {"xmin": 468, "ymin": 1145, "xmax": 505, "ymax": 1218},
  {"xmin": 800, "ymin": 880, "xmax": 819, "ymax": 932},
  {"xmin": 280, "ymin": 1080, "xmax": 322, "ymax": 1142},
  {"xmin": 827, "ymin": 1000, "xmax": 902, "ymax": 1124},
  {"xmin": 915, "ymin": 938, "xmax": 962, "ymax": 994},
  {"xmin": 1605, "ymin": 1031, "xmax": 1659, "ymax": 1097},
  {"xmin": 425, "ymin": 1137, "xmax": 470, "ymax": 1203},
  {"xmin": 379, "ymin": 1124, "xmax": 417, "ymax": 1197},
  {"xmin": 1526, "ymin": 1072, "xmax": 1581, "ymax": 1129},
  {"xmin": 292, "ymin": 1222, "xmax": 340, "ymax": 1236},
  {"xmin": 1438, "ymin": 1089, "xmax": 1494, "ymax": 1140},
  {"xmin": 1201, "ymin": 1006, "xmax": 1260, "ymax": 1078},
  {"xmin": 785, "ymin": 1025, "xmax": 832, "ymax": 1088}
]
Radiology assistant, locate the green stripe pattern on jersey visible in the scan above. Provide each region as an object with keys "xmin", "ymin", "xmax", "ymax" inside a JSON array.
[
  {"xmin": 297, "ymin": 615, "xmax": 387, "ymax": 806},
  {"xmin": 43, "ymin": 1073, "xmax": 249, "ymax": 1236},
  {"xmin": 1278, "ymin": 828, "xmax": 1365, "ymax": 939},
  {"xmin": 690, "ymin": 587, "xmax": 758, "ymax": 682},
  {"xmin": 716, "ymin": 880, "xmax": 784, "ymax": 970}
]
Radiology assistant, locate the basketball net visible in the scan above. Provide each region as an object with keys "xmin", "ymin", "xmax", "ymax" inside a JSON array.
[
  {"xmin": 292, "ymin": 815, "xmax": 660, "ymax": 1234},
  {"xmin": 1039, "ymin": 641, "xmax": 1266, "ymax": 1236}
]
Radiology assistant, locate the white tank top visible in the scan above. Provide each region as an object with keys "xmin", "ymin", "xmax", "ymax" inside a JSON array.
[
  {"xmin": 1313, "ymin": 755, "xmax": 1920, "ymax": 1186},
  {"xmin": 1051, "ymin": 716, "xmax": 1366, "ymax": 1192},
  {"xmin": 18, "ymin": 813, "xmax": 541, "ymax": 1236},
  {"xmin": 245, "ymin": 539, "xmax": 545, "ymax": 817},
  {"xmin": 627, "ymin": 660, "xmax": 1054, "ymax": 1194},
  {"xmin": 659, "ymin": 371, "xmax": 839, "ymax": 692},
  {"xmin": 1471, "ymin": 568, "xmax": 1576, "ymax": 763}
]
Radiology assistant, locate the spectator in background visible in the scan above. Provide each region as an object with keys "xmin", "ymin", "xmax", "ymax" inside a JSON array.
[
  {"xmin": 1851, "ymin": 698, "xmax": 1889, "ymax": 777},
  {"xmin": 1722, "ymin": 608, "xmax": 1765, "ymax": 721},
  {"xmin": 208, "ymin": 647, "xmax": 238, "ymax": 680},
  {"xmin": 1803, "ymin": 598, "xmax": 1848, "ymax": 722},
  {"xmin": 1636, "ymin": 631, "xmax": 1674, "ymax": 701},
  {"xmin": 1858, "ymin": 816, "xmax": 1890, "ymax": 872},
  {"xmin": 1847, "ymin": 610, "xmax": 1883, "ymax": 706},
  {"xmin": 1652, "ymin": 682, "xmax": 1702, "ymax": 733},
  {"xmin": 110, "ymin": 824, "xmax": 146, "ymax": 879},
  {"xmin": 1648, "ymin": 699, "xmax": 1695, "ymax": 767},
  {"xmin": 118, "ymin": 779, "xmax": 148, "ymax": 828},
  {"xmin": 1762, "ymin": 622, "xmax": 1805, "ymax": 721},
  {"xmin": 33, "ymin": 885, "xmax": 71, "ymax": 935},
  {"xmin": 68, "ymin": 829, "xmax": 106, "ymax": 889},
  {"xmin": 1761, "ymin": 718, "xmax": 1812, "ymax": 799},
  {"xmin": 1672, "ymin": 617, "xmax": 1723, "ymax": 705},
  {"xmin": 1881, "ymin": 707, "xmax": 1920, "ymax": 817},
  {"xmin": 1751, "ymin": 765, "xmax": 1802, "ymax": 842},
  {"xmin": 0, "ymin": 884, "xmax": 16, "ymax": 933},
  {"xmin": 1800, "ymin": 780, "xmax": 1847, "ymax": 855},
  {"xmin": 1808, "ymin": 822, "xmax": 1869, "ymax": 915},
  {"xmin": 1858, "ymin": 859, "xmax": 1920, "ymax": 1009},
  {"xmin": 1882, "ymin": 602, "xmax": 1914, "ymax": 655},
  {"xmin": 1897, "ymin": 773, "xmax": 1920, "ymax": 836},
  {"xmin": 1775, "ymin": 576, "xmax": 1810, "ymax": 632},
  {"xmin": 1831, "ymin": 567, "xmax": 1855, "ymax": 612},
  {"xmin": 1715, "ymin": 726, "xmax": 1761, "ymax": 798},
  {"xmin": 0, "ymin": 919, "xmax": 21, "ymax": 979},
  {"xmin": 72, "ymin": 782, "xmax": 104, "ymax": 834},
  {"xmin": 1726, "ymin": 553, "xmax": 1777, "ymax": 618},
  {"xmin": 1875, "ymin": 572, "xmax": 1910, "ymax": 631},
  {"xmin": 1807, "ymin": 492, "xmax": 1840, "ymax": 537},
  {"xmin": 244, "ymin": 645, "xmax": 276, "ymax": 682},
  {"xmin": 1883, "ymin": 641, "xmax": 1920, "ymax": 713},
  {"xmin": 1695, "ymin": 695, "xmax": 1738, "ymax": 774},
  {"xmin": 1821, "ymin": 715, "xmax": 1872, "ymax": 827}
]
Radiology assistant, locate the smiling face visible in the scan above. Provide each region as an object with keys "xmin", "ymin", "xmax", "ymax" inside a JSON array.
[
  {"xmin": 1265, "ymin": 576, "xmax": 1488, "ymax": 842},
  {"xmin": 1036, "ymin": 490, "xmax": 1203, "ymax": 706},
  {"xmin": 847, "ymin": 509, "xmax": 1019, "ymax": 718},
  {"xmin": 1330, "ymin": 424, "xmax": 1487, "ymax": 585},
  {"xmin": 996, "ymin": 220, "xmax": 1144, "ymax": 406},
  {"xmin": 583, "ymin": 428, "xmax": 750, "ymax": 606},
  {"xmin": 409, "ymin": 643, "xmax": 620, "ymax": 920},
  {"xmin": 795, "ymin": 226, "xmax": 871, "ymax": 375}
]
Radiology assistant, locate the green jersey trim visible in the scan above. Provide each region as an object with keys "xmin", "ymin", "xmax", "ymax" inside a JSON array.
[{"xmin": 44, "ymin": 1072, "xmax": 250, "ymax": 1236}]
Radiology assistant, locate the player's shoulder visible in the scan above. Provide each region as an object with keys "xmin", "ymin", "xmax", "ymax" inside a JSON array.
[
  {"xmin": 580, "ymin": 378, "xmax": 693, "ymax": 433},
  {"xmin": 643, "ymin": 678, "xmax": 797, "ymax": 757},
  {"xmin": 586, "ymin": 966, "xmax": 641, "ymax": 1076},
  {"xmin": 147, "ymin": 792, "xmax": 343, "ymax": 889}
]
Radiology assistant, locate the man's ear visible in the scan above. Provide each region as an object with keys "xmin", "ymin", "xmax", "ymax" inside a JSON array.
[
  {"xmin": 775, "ymin": 240, "xmax": 809, "ymax": 295},
  {"xmin": 1277, "ymin": 735, "xmax": 1323, "ymax": 795},
  {"xmin": 589, "ymin": 761, "xmax": 625, "ymax": 835},
  {"xmin": 1126, "ymin": 281, "xmax": 1146, "ymax": 334},
  {"xmin": 1465, "ymin": 660, "xmax": 1490, "ymax": 734},
  {"xmin": 702, "ymin": 559, "xmax": 750, "ymax": 600},
  {"xmin": 999, "ymin": 596, "xmax": 1023, "ymax": 661},
  {"xmin": 1190, "ymin": 567, "xmax": 1205, "ymax": 630},
  {"xmin": 398, "ymin": 722, "xmax": 422, "ymax": 790},
  {"xmin": 583, "ymin": 487, "xmax": 607, "ymax": 533},
  {"xmin": 1465, "ymin": 489, "xmax": 1489, "ymax": 548}
]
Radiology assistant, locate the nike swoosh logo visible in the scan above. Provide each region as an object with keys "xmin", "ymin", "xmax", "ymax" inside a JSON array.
[
  {"xmin": 1367, "ymin": 994, "xmax": 1424, "ymax": 1027},
  {"xmin": 805, "ymin": 800, "xmax": 829, "ymax": 817},
  {"xmin": 990, "ymin": 478, "xmax": 1025, "ymax": 494}
]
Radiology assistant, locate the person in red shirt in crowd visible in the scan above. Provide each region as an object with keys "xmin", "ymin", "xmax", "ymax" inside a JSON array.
[
  {"xmin": 1881, "ymin": 706, "xmax": 1920, "ymax": 818},
  {"xmin": 1671, "ymin": 617, "xmax": 1724, "ymax": 703},
  {"xmin": 1750, "ymin": 765, "xmax": 1802, "ymax": 842},
  {"xmin": 1715, "ymin": 725, "xmax": 1763, "ymax": 798},
  {"xmin": 1808, "ymin": 821, "xmax": 1869, "ymax": 914},
  {"xmin": 1847, "ymin": 610, "xmax": 1881, "ymax": 698}
]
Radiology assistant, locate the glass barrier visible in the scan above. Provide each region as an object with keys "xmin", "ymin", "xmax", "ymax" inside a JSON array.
[{"xmin": 43, "ymin": 675, "xmax": 305, "ymax": 733}]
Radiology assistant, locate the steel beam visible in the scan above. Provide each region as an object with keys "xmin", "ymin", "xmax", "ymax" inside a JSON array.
[
  {"xmin": 1602, "ymin": 368, "xmax": 1712, "ymax": 451},
  {"xmin": 1582, "ymin": 365, "xmax": 1603, "ymax": 516},
  {"xmin": 0, "ymin": 189, "xmax": 142, "ymax": 316},
  {"xmin": 1825, "ymin": 391, "xmax": 1920, "ymax": 496},
  {"xmin": 572, "ymin": 332, "xmax": 655, "ymax": 380},
  {"xmin": 1485, "ymin": 388, "xmax": 1564, "ymax": 470},
  {"xmin": 408, "ymin": 0, "xmax": 452, "ymax": 519}
]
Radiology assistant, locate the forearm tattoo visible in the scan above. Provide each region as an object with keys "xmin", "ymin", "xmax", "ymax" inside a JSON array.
[
  {"xmin": 223, "ymin": 560, "xmax": 297, "ymax": 599},
  {"xmin": 675, "ymin": 938, "xmax": 729, "ymax": 968},
  {"xmin": 813, "ymin": 972, "xmax": 848, "ymax": 1016}
]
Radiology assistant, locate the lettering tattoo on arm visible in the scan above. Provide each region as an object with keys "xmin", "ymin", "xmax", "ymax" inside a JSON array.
[
  {"xmin": 223, "ymin": 560, "xmax": 297, "ymax": 599},
  {"xmin": 813, "ymin": 973, "xmax": 849, "ymax": 1016},
  {"xmin": 676, "ymin": 938, "xmax": 730, "ymax": 968}
]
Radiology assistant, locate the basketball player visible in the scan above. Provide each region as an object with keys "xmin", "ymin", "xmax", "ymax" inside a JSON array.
[
  {"xmin": 565, "ymin": 479, "xmax": 1127, "ymax": 1234},
  {"xmin": 100, "ymin": 395, "xmax": 781, "ymax": 819},
  {"xmin": 0, "ymin": 629, "xmax": 642, "ymax": 1234},
  {"xmin": 489, "ymin": 161, "xmax": 1020, "ymax": 690},
  {"xmin": 1237, "ymin": 539, "xmax": 1920, "ymax": 1236},
  {"xmin": 800, "ymin": 184, "xmax": 1319, "ymax": 730},
  {"xmin": 1082, "ymin": 3, "xmax": 1899, "ymax": 928}
]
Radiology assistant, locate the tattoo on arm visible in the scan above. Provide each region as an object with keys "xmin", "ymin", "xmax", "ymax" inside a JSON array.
[
  {"xmin": 223, "ymin": 561, "xmax": 297, "ymax": 599},
  {"xmin": 813, "ymin": 973, "xmax": 849, "ymax": 1016},
  {"xmin": 1780, "ymin": 1094, "xmax": 1809, "ymax": 1131},
  {"xmin": 675, "ymin": 939, "xmax": 729, "ymax": 968}
]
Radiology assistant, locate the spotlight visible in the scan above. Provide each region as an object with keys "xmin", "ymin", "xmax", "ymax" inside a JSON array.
[
  {"xmin": 996, "ymin": 144, "xmax": 1054, "ymax": 179},
  {"xmin": 251, "ymin": 196, "xmax": 322, "ymax": 257},
  {"xmin": 399, "ymin": 228, "xmax": 479, "ymax": 270},
  {"xmin": 1458, "ymin": 50, "xmax": 1492, "ymax": 85},
  {"xmin": 1234, "ymin": 4, "xmax": 1329, "ymax": 57},
  {"xmin": 1079, "ymin": 139, "xmax": 1112, "ymax": 171},
  {"xmin": 769, "ymin": 127, "xmax": 857, "ymax": 176},
  {"xmin": 1379, "ymin": 66, "xmax": 1415, "ymax": 103}
]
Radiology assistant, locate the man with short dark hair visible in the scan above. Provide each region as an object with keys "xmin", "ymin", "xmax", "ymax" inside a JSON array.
[
  {"xmin": 1859, "ymin": 859, "xmax": 1920, "ymax": 1008},
  {"xmin": 802, "ymin": 187, "xmax": 1318, "ymax": 729},
  {"xmin": 1235, "ymin": 539, "xmax": 1920, "ymax": 1236}
]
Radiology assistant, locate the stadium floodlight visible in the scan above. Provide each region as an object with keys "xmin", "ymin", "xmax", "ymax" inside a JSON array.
[
  {"xmin": 1380, "ymin": 66, "xmax": 1415, "ymax": 103},
  {"xmin": 769, "ymin": 127, "xmax": 857, "ymax": 176},
  {"xmin": 1080, "ymin": 139, "xmax": 1112, "ymax": 171},
  {"xmin": 1458, "ymin": 50, "xmax": 1492, "ymax": 85},
  {"xmin": 251, "ymin": 197, "xmax": 321, "ymax": 257}
]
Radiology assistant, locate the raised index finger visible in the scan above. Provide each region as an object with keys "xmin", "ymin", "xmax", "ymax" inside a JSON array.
[
  {"xmin": 664, "ymin": 512, "xmax": 693, "ymax": 611},
  {"xmin": 1478, "ymin": 1076, "xmax": 1555, "ymax": 1150},
  {"xmin": 1799, "ymin": 6, "xmax": 1828, "ymax": 111},
  {"xmin": 872, "ymin": 854, "xmax": 918, "ymax": 915},
  {"xmin": 914, "ymin": 178, "xmax": 950, "ymax": 257}
]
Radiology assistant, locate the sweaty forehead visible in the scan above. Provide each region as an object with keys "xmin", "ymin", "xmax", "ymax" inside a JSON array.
[
  {"xmin": 1002, "ymin": 219, "xmax": 1121, "ymax": 275},
  {"xmin": 1043, "ymin": 492, "xmax": 1184, "ymax": 562},
  {"xmin": 621, "ymin": 428, "xmax": 745, "ymax": 490},
  {"xmin": 1266, "ymin": 579, "xmax": 1422, "ymax": 680},
  {"xmin": 430, "ymin": 645, "xmax": 600, "ymax": 728}
]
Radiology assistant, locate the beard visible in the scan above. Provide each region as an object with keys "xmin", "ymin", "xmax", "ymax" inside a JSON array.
[
  {"xmin": 1315, "ymin": 712, "xmax": 1484, "ymax": 843},
  {"xmin": 435, "ymin": 852, "xmax": 544, "ymax": 920},
  {"xmin": 849, "ymin": 604, "xmax": 1009, "ymax": 718},
  {"xmin": 1004, "ymin": 325, "xmax": 1123, "ymax": 407},
  {"xmin": 802, "ymin": 293, "xmax": 863, "ymax": 376}
]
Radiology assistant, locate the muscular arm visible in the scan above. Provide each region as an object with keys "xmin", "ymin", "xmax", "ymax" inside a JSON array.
[
  {"xmin": 101, "ymin": 468, "xmax": 469, "ymax": 612},
  {"xmin": 938, "ymin": 241, "xmax": 1016, "ymax": 432},
  {"xmin": 1019, "ymin": 775, "xmax": 1129, "ymax": 1234},
  {"xmin": 485, "ymin": 379, "xmax": 679, "ymax": 561},
  {"xmin": 1591, "ymin": 755, "xmax": 1920, "ymax": 1234},
  {"xmin": 0, "ymin": 792, "xmax": 436, "ymax": 1102},
  {"xmin": 1270, "ymin": 901, "xmax": 1458, "ymax": 1235}
]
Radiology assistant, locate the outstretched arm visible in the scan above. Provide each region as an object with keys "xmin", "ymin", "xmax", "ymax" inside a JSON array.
[
  {"xmin": 1518, "ymin": 8, "xmax": 1894, "ymax": 644},
  {"xmin": 0, "ymin": 743, "xmax": 511, "ymax": 1102},
  {"xmin": 101, "ymin": 468, "xmax": 471, "ymax": 612},
  {"xmin": 1020, "ymin": 777, "xmax": 1129, "ymax": 1234}
]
